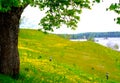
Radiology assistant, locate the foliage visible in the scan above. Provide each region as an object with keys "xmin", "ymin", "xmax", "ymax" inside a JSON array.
[
  {"xmin": 0, "ymin": 0, "xmax": 20, "ymax": 12},
  {"xmin": 39, "ymin": 0, "xmax": 91, "ymax": 31},
  {"xmin": 87, "ymin": 36, "xmax": 95, "ymax": 42},
  {"xmin": 0, "ymin": 0, "xmax": 92, "ymax": 31},
  {"xmin": 1, "ymin": 0, "xmax": 119, "ymax": 31},
  {"xmin": 107, "ymin": 42, "xmax": 119, "ymax": 50},
  {"xmin": 113, "ymin": 44, "xmax": 119, "ymax": 50},
  {"xmin": 108, "ymin": 3, "xmax": 120, "ymax": 24},
  {"xmin": 92, "ymin": 0, "xmax": 120, "ymax": 25}
]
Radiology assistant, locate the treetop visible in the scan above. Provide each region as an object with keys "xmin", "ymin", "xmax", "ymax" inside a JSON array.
[{"xmin": 0, "ymin": 0, "xmax": 119, "ymax": 31}]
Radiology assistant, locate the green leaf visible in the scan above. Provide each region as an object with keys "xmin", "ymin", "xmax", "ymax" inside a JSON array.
[
  {"xmin": 109, "ymin": 3, "xmax": 118, "ymax": 10},
  {"xmin": 117, "ymin": 17, "xmax": 120, "ymax": 24},
  {"xmin": 93, "ymin": 0, "xmax": 100, "ymax": 3}
]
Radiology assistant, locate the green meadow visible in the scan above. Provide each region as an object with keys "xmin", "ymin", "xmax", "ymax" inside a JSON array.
[{"xmin": 0, "ymin": 29, "xmax": 120, "ymax": 83}]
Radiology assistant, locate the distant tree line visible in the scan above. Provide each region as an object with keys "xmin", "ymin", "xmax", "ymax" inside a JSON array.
[{"xmin": 58, "ymin": 32, "xmax": 120, "ymax": 39}]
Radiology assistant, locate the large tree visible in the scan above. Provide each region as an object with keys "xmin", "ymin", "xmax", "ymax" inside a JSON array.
[{"xmin": 0, "ymin": 0, "xmax": 119, "ymax": 78}]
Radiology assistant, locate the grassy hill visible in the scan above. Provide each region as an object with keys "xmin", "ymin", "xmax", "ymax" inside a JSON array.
[{"xmin": 0, "ymin": 29, "xmax": 120, "ymax": 83}]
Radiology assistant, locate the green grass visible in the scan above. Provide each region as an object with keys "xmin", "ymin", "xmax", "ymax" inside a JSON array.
[{"xmin": 0, "ymin": 29, "xmax": 120, "ymax": 83}]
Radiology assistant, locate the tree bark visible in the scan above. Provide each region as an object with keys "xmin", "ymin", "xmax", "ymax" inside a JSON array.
[{"xmin": 0, "ymin": 7, "xmax": 25, "ymax": 78}]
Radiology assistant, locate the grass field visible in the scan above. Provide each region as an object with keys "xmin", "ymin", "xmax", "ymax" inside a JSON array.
[{"xmin": 0, "ymin": 29, "xmax": 120, "ymax": 83}]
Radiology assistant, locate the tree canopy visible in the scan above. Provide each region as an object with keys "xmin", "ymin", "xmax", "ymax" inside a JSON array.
[
  {"xmin": 108, "ymin": 2, "xmax": 120, "ymax": 24},
  {"xmin": 0, "ymin": 0, "xmax": 120, "ymax": 31}
]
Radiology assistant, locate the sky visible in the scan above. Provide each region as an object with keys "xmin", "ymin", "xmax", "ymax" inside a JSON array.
[{"xmin": 20, "ymin": 0, "xmax": 120, "ymax": 34}]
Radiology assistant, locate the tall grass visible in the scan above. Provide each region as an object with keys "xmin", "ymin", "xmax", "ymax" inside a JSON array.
[{"xmin": 0, "ymin": 29, "xmax": 120, "ymax": 83}]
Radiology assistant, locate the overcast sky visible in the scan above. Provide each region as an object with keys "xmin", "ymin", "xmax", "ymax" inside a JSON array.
[{"xmin": 20, "ymin": 0, "xmax": 120, "ymax": 34}]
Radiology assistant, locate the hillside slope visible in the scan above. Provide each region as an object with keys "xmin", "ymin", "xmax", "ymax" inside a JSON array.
[
  {"xmin": 0, "ymin": 29, "xmax": 120, "ymax": 83},
  {"xmin": 18, "ymin": 29, "xmax": 120, "ymax": 82}
]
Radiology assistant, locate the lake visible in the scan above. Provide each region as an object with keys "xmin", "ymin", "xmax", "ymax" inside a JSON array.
[{"xmin": 71, "ymin": 37, "xmax": 120, "ymax": 51}]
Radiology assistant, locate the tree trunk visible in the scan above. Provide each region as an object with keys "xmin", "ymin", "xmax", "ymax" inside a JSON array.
[{"xmin": 0, "ymin": 7, "xmax": 25, "ymax": 78}]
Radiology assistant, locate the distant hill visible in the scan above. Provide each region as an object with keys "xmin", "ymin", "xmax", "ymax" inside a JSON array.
[{"xmin": 58, "ymin": 32, "xmax": 120, "ymax": 39}]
